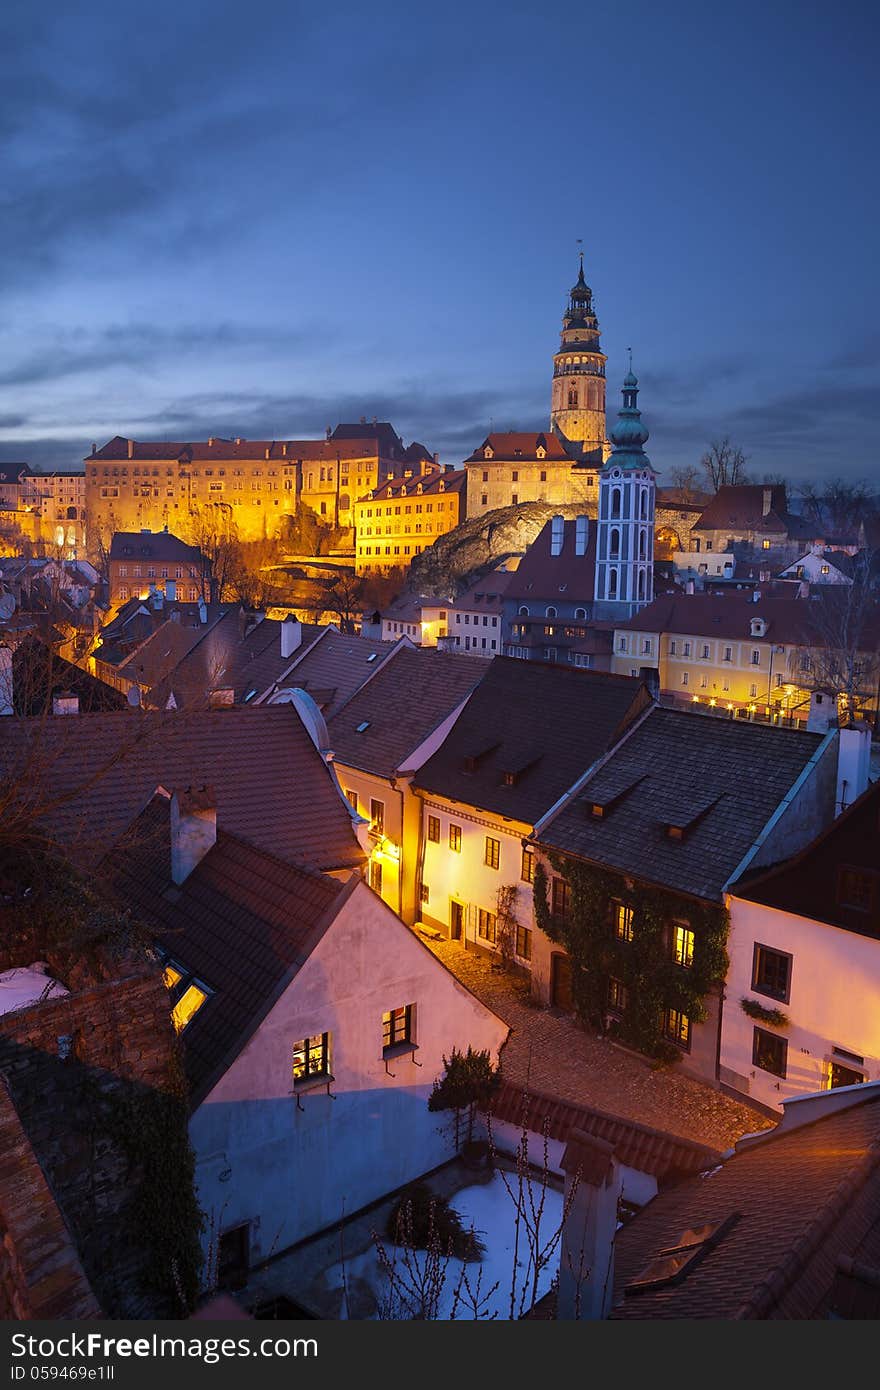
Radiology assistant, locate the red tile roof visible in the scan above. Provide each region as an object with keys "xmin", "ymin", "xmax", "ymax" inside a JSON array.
[
  {"xmin": 732, "ymin": 777, "xmax": 880, "ymax": 939},
  {"xmin": 109, "ymin": 531, "xmax": 204, "ymax": 564},
  {"xmin": 616, "ymin": 590, "xmax": 878, "ymax": 648},
  {"xmin": 103, "ymin": 796, "xmax": 347, "ymax": 1104},
  {"xmin": 503, "ymin": 516, "xmax": 597, "ymax": 604},
  {"xmin": 463, "ymin": 432, "xmax": 571, "ymax": 463},
  {"xmin": 360, "ymin": 470, "xmax": 465, "ymax": 502},
  {"xmin": 89, "ymin": 436, "xmax": 395, "ymax": 464},
  {"xmin": 0, "ymin": 705, "xmax": 365, "ymax": 873},
  {"xmin": 610, "ymin": 1092, "xmax": 880, "ymax": 1318},
  {"xmin": 489, "ymin": 1082, "xmax": 721, "ymax": 1180},
  {"xmin": 693, "ymin": 484, "xmax": 809, "ymax": 537}
]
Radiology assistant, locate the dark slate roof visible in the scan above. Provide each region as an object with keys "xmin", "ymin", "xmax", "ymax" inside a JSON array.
[
  {"xmin": 614, "ymin": 590, "xmax": 880, "ymax": 649},
  {"xmin": 490, "ymin": 1082, "xmax": 721, "ymax": 1181},
  {"xmin": 413, "ymin": 658, "xmax": 651, "ymax": 825},
  {"xmin": 535, "ymin": 706, "xmax": 825, "ymax": 902},
  {"xmin": 693, "ymin": 485, "xmax": 808, "ymax": 537},
  {"xmin": 103, "ymin": 795, "xmax": 346, "ymax": 1104},
  {"xmin": 10, "ymin": 638, "xmax": 127, "ymax": 715},
  {"xmin": 153, "ymin": 611, "xmax": 324, "ymax": 708},
  {"xmin": 610, "ymin": 1093, "xmax": 880, "ymax": 1318},
  {"xmin": 359, "ymin": 469, "xmax": 464, "ymax": 502},
  {"xmin": 732, "ymin": 777, "xmax": 880, "ymax": 940},
  {"xmin": 0, "ymin": 705, "xmax": 365, "ymax": 873},
  {"xmin": 272, "ymin": 628, "xmax": 396, "ymax": 718},
  {"xmin": 329, "ymin": 421, "xmax": 406, "ymax": 458},
  {"xmin": 95, "ymin": 600, "xmax": 233, "ymax": 670},
  {"xmin": 503, "ymin": 516, "xmax": 597, "ymax": 605},
  {"xmin": 328, "ymin": 646, "xmax": 487, "ymax": 778},
  {"xmin": 109, "ymin": 531, "xmax": 205, "ymax": 564}
]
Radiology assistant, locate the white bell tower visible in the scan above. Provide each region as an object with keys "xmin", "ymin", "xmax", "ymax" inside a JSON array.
[{"xmin": 593, "ymin": 365, "xmax": 656, "ymax": 619}]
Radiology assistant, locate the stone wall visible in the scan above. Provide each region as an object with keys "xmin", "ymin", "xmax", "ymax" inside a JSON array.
[{"xmin": 0, "ymin": 966, "xmax": 182, "ymax": 1318}]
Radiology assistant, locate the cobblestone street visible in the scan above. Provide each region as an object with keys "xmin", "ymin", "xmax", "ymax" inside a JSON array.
[{"xmin": 424, "ymin": 936, "xmax": 774, "ymax": 1154}]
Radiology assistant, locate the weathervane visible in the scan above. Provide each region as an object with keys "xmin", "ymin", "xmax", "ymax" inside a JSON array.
[
  {"xmin": 627, "ymin": 346, "xmax": 633, "ymax": 373},
  {"xmin": 576, "ymin": 237, "xmax": 583, "ymax": 270}
]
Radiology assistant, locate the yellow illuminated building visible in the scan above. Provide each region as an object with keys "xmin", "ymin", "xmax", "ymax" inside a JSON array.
[{"xmin": 354, "ymin": 468, "xmax": 465, "ymax": 575}]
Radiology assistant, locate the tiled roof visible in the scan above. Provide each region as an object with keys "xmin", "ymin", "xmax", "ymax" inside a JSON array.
[
  {"xmin": 453, "ymin": 568, "xmax": 516, "ymax": 612},
  {"xmin": 89, "ymin": 436, "xmax": 394, "ymax": 464},
  {"xmin": 693, "ymin": 485, "xmax": 809, "ymax": 538},
  {"xmin": 270, "ymin": 628, "xmax": 396, "ymax": 717},
  {"xmin": 95, "ymin": 602, "xmax": 233, "ymax": 671},
  {"xmin": 489, "ymin": 1082, "xmax": 721, "ymax": 1180},
  {"xmin": 329, "ymin": 421, "xmax": 407, "ymax": 458},
  {"xmin": 534, "ymin": 705, "xmax": 825, "ymax": 902},
  {"xmin": 360, "ymin": 469, "xmax": 464, "ymax": 502},
  {"xmin": 109, "ymin": 532, "xmax": 204, "ymax": 564},
  {"xmin": 103, "ymin": 796, "xmax": 346, "ymax": 1104},
  {"xmin": 610, "ymin": 1093, "xmax": 880, "ymax": 1318},
  {"xmin": 463, "ymin": 432, "xmax": 571, "ymax": 463},
  {"xmin": 153, "ymin": 612, "xmax": 324, "ymax": 708},
  {"xmin": 614, "ymin": 590, "xmax": 873, "ymax": 647},
  {"xmin": 503, "ymin": 516, "xmax": 597, "ymax": 604},
  {"xmin": 413, "ymin": 658, "xmax": 651, "ymax": 825},
  {"xmin": 0, "ymin": 705, "xmax": 365, "ymax": 873},
  {"xmin": 0, "ymin": 464, "xmax": 31, "ymax": 484},
  {"xmin": 11, "ymin": 638, "xmax": 127, "ymax": 715},
  {"xmin": 328, "ymin": 646, "xmax": 487, "ymax": 777},
  {"xmin": 732, "ymin": 777, "xmax": 880, "ymax": 940}
]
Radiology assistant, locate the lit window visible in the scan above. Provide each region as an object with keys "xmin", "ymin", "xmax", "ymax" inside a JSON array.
[
  {"xmin": 672, "ymin": 923, "xmax": 695, "ymax": 968},
  {"xmin": 608, "ymin": 977, "xmax": 629, "ymax": 1014},
  {"xmin": 521, "ymin": 848, "xmax": 535, "ymax": 883},
  {"xmin": 613, "ymin": 901, "xmax": 634, "ymax": 941},
  {"xmin": 516, "ymin": 925, "xmax": 532, "ymax": 960},
  {"xmin": 172, "ymin": 983, "xmax": 209, "ymax": 1033},
  {"xmin": 370, "ymin": 799, "xmax": 385, "ymax": 834},
  {"xmin": 292, "ymin": 1032, "xmax": 331, "ymax": 1083},
  {"xmin": 663, "ymin": 1008, "xmax": 690, "ymax": 1049},
  {"xmin": 427, "ymin": 815, "xmax": 440, "ymax": 843},
  {"xmin": 345, "ymin": 789, "xmax": 358, "ymax": 812},
  {"xmin": 382, "ymin": 1004, "xmax": 414, "ymax": 1052},
  {"xmin": 484, "ymin": 836, "xmax": 501, "ymax": 869},
  {"xmin": 449, "ymin": 823, "xmax": 462, "ymax": 852}
]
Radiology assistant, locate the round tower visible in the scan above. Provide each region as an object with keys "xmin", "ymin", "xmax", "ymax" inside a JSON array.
[
  {"xmin": 593, "ymin": 365, "xmax": 657, "ymax": 618},
  {"xmin": 550, "ymin": 254, "xmax": 608, "ymax": 462}
]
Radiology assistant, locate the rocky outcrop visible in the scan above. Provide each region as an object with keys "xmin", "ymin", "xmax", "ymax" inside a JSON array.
[{"xmin": 407, "ymin": 501, "xmax": 592, "ymax": 599}]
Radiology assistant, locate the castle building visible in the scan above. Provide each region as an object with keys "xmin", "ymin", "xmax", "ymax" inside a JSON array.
[
  {"xmin": 463, "ymin": 257, "xmax": 610, "ymax": 516},
  {"xmin": 593, "ymin": 369, "xmax": 656, "ymax": 620},
  {"xmin": 353, "ymin": 464, "xmax": 465, "ymax": 576}
]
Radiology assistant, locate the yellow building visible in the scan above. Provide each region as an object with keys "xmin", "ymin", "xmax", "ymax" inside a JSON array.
[
  {"xmin": 354, "ymin": 468, "xmax": 466, "ymax": 575},
  {"xmin": 611, "ymin": 591, "xmax": 878, "ymax": 725}
]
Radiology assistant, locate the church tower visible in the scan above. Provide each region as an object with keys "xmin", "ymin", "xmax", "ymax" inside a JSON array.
[
  {"xmin": 593, "ymin": 365, "xmax": 656, "ymax": 619},
  {"xmin": 550, "ymin": 254, "xmax": 608, "ymax": 463}
]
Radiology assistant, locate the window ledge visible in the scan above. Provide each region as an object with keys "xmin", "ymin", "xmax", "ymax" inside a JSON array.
[
  {"xmin": 382, "ymin": 1041, "xmax": 418, "ymax": 1062},
  {"xmin": 291, "ymin": 1072, "xmax": 334, "ymax": 1095}
]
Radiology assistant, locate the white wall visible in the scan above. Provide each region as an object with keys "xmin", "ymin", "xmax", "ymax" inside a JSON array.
[
  {"xmin": 190, "ymin": 880, "xmax": 508, "ymax": 1269},
  {"xmin": 722, "ymin": 894, "xmax": 880, "ymax": 1110}
]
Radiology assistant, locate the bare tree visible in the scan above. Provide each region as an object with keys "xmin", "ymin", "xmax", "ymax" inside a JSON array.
[
  {"xmin": 699, "ymin": 437, "xmax": 750, "ymax": 492},
  {"xmin": 494, "ymin": 884, "xmax": 520, "ymax": 973},
  {"xmin": 667, "ymin": 462, "xmax": 703, "ymax": 505},
  {"xmin": 318, "ymin": 571, "xmax": 366, "ymax": 634},
  {"xmin": 796, "ymin": 478, "xmax": 875, "ymax": 537},
  {"xmin": 789, "ymin": 561, "xmax": 880, "ymax": 726}
]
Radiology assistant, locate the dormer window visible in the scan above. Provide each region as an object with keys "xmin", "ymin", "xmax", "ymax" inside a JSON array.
[
  {"xmin": 536, "ymin": 446, "xmax": 546, "ymax": 460},
  {"xmin": 750, "ymin": 617, "xmax": 766, "ymax": 638},
  {"xmin": 484, "ymin": 447, "xmax": 494, "ymax": 460}
]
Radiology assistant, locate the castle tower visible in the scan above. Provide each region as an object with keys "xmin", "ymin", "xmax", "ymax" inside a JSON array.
[
  {"xmin": 593, "ymin": 366, "xmax": 656, "ymax": 619},
  {"xmin": 550, "ymin": 254, "xmax": 608, "ymax": 462}
]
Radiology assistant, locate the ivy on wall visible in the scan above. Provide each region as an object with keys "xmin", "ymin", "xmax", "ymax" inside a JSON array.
[{"xmin": 533, "ymin": 854, "xmax": 729, "ymax": 1062}]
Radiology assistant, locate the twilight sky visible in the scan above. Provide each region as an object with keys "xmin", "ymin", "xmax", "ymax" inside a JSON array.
[{"xmin": 1, "ymin": 0, "xmax": 877, "ymax": 484}]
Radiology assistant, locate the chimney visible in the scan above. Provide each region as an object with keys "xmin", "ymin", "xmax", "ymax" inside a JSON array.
[
  {"xmin": 265, "ymin": 448, "xmax": 270, "ymax": 460},
  {"xmin": 198, "ymin": 597, "xmax": 208, "ymax": 624},
  {"xmin": 798, "ymin": 579, "xmax": 809, "ymax": 599},
  {"xmin": 685, "ymin": 578, "xmax": 695, "ymax": 595},
  {"xmin": 0, "ymin": 643, "xmax": 13, "ymax": 716},
  {"xmin": 326, "ymin": 425, "xmax": 332, "ymax": 440},
  {"xmin": 170, "ymin": 786, "xmax": 217, "ymax": 885},
  {"xmin": 150, "ymin": 585, "xmax": 164, "ymax": 611},
  {"xmin": 127, "ymin": 439, "xmax": 134, "ymax": 459},
  {"xmin": 281, "ymin": 615, "xmax": 302, "ymax": 660},
  {"xmin": 550, "ymin": 514, "xmax": 565, "ymax": 557},
  {"xmin": 762, "ymin": 488, "xmax": 772, "ymax": 517},
  {"xmin": 806, "ymin": 689, "xmax": 834, "ymax": 734},
  {"xmin": 557, "ymin": 1130, "xmax": 621, "ymax": 1320},
  {"xmin": 433, "ymin": 452, "xmax": 439, "ymax": 467},
  {"xmin": 753, "ymin": 589, "xmax": 761, "ymax": 603},
  {"xmin": 836, "ymin": 723, "xmax": 871, "ymax": 814},
  {"xmin": 165, "ymin": 578, "xmax": 176, "ymax": 602},
  {"xmin": 52, "ymin": 691, "xmax": 79, "ymax": 716},
  {"xmin": 575, "ymin": 515, "xmax": 588, "ymax": 556}
]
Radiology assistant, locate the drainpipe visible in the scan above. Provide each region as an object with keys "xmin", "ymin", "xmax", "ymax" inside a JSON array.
[{"xmin": 389, "ymin": 775, "xmax": 406, "ymax": 919}]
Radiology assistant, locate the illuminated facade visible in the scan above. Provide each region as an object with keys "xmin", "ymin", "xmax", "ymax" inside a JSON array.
[
  {"xmin": 593, "ymin": 370, "xmax": 656, "ymax": 619},
  {"xmin": 550, "ymin": 253, "xmax": 609, "ymax": 462},
  {"xmin": 354, "ymin": 468, "xmax": 465, "ymax": 575}
]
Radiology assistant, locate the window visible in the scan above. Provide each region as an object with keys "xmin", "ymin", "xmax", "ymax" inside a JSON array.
[
  {"xmin": 643, "ymin": 639, "xmax": 652, "ymax": 655},
  {"xmin": 162, "ymin": 960, "xmax": 211, "ymax": 1033},
  {"xmin": 370, "ymin": 859, "xmax": 382, "ymax": 894},
  {"xmin": 683, "ymin": 642, "xmax": 691, "ymax": 657},
  {"xmin": 551, "ymin": 877, "xmax": 570, "ymax": 919},
  {"xmin": 427, "ymin": 814, "xmax": 441, "ymax": 843},
  {"xmin": 829, "ymin": 1058, "xmax": 864, "ymax": 1089},
  {"xmin": 613, "ymin": 901, "xmax": 634, "ymax": 942},
  {"xmin": 672, "ymin": 923, "xmax": 695, "ymax": 968},
  {"xmin": 752, "ymin": 1026, "xmax": 786, "ymax": 1077},
  {"xmin": 217, "ymin": 1224, "xmax": 250, "ymax": 1292},
  {"xmin": 751, "ymin": 944, "xmax": 791, "ymax": 1002},
  {"xmin": 618, "ymin": 637, "xmax": 627, "ymax": 652},
  {"xmin": 370, "ymin": 799, "xmax": 385, "ymax": 834},
  {"xmin": 477, "ymin": 908, "xmax": 497, "ymax": 942},
  {"xmin": 345, "ymin": 789, "xmax": 358, "ymax": 812},
  {"xmin": 292, "ymin": 1032, "xmax": 331, "ymax": 1083},
  {"xmin": 484, "ymin": 836, "xmax": 501, "ymax": 869},
  {"xmin": 837, "ymin": 867, "xmax": 877, "ymax": 913},
  {"xmin": 723, "ymin": 646, "xmax": 732, "ymax": 662},
  {"xmin": 383, "ymin": 1004, "xmax": 413, "ymax": 1052},
  {"xmin": 749, "ymin": 683, "xmax": 758, "ymax": 698},
  {"xmin": 701, "ymin": 644, "xmax": 710, "ymax": 659},
  {"xmin": 419, "ymin": 883, "xmax": 429, "ymax": 905},
  {"xmin": 521, "ymin": 847, "xmax": 535, "ymax": 883},
  {"xmin": 607, "ymin": 978, "xmax": 629, "ymax": 1014},
  {"xmin": 516, "ymin": 924, "xmax": 532, "ymax": 960},
  {"xmin": 663, "ymin": 1008, "xmax": 690, "ymax": 1050},
  {"xmin": 449, "ymin": 823, "xmax": 462, "ymax": 852},
  {"xmin": 669, "ymin": 640, "xmax": 677, "ymax": 655},
  {"xmin": 681, "ymin": 671, "xmax": 689, "ymax": 687}
]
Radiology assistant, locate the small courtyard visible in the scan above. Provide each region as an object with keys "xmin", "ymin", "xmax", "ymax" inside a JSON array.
[{"xmin": 422, "ymin": 936, "xmax": 774, "ymax": 1153}]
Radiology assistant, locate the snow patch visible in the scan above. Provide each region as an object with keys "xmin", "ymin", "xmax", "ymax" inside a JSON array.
[{"xmin": 0, "ymin": 965, "xmax": 68, "ymax": 1016}]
